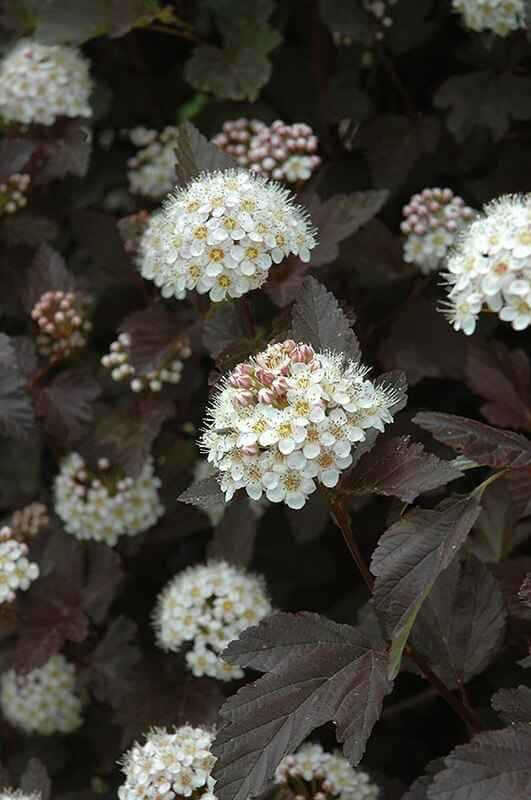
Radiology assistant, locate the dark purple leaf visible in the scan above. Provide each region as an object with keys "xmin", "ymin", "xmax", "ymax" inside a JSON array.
[
  {"xmin": 86, "ymin": 616, "xmax": 141, "ymax": 704},
  {"xmin": 202, "ymin": 303, "xmax": 247, "ymax": 360},
  {"xmin": 469, "ymin": 480, "xmax": 515, "ymax": 563},
  {"xmin": 172, "ymin": 121, "xmax": 238, "ymax": 188},
  {"xmin": 466, "ymin": 343, "xmax": 531, "ymax": 432},
  {"xmin": 20, "ymin": 760, "xmax": 51, "ymax": 800},
  {"xmin": 0, "ymin": 334, "xmax": 34, "ymax": 439},
  {"xmin": 505, "ymin": 466, "xmax": 531, "ymax": 520},
  {"xmin": 213, "ymin": 612, "xmax": 392, "ymax": 800},
  {"xmin": 370, "ymin": 494, "xmax": 481, "ymax": 678},
  {"xmin": 72, "ymin": 210, "xmax": 132, "ymax": 286},
  {"xmin": 413, "ymin": 412, "xmax": 531, "ymax": 469},
  {"xmin": 291, "ymin": 276, "xmax": 360, "ymax": 361},
  {"xmin": 402, "ymin": 760, "xmax": 444, "ymax": 800},
  {"xmin": 411, "ymin": 557, "xmax": 506, "ymax": 688},
  {"xmin": 109, "ymin": 0, "xmax": 166, "ymax": 36},
  {"xmin": 207, "ymin": 495, "xmax": 257, "ymax": 567},
  {"xmin": 82, "ymin": 543, "xmax": 123, "ymax": 624},
  {"xmin": 519, "ymin": 573, "xmax": 531, "ymax": 608},
  {"xmin": 343, "ymin": 435, "xmax": 462, "ymax": 503},
  {"xmin": 36, "ymin": 367, "xmax": 101, "ymax": 445},
  {"xmin": 24, "ymin": 244, "xmax": 75, "ymax": 314},
  {"xmin": 435, "ymin": 71, "xmax": 531, "ymax": 142},
  {"xmin": 2, "ymin": 214, "xmax": 59, "ymax": 247},
  {"xmin": 179, "ymin": 477, "xmax": 225, "ymax": 512},
  {"xmin": 428, "ymin": 725, "xmax": 531, "ymax": 800},
  {"xmin": 0, "ymin": 138, "xmax": 36, "ymax": 180},
  {"xmin": 492, "ymin": 686, "xmax": 531, "ymax": 725},
  {"xmin": 36, "ymin": 120, "xmax": 92, "ymax": 183},
  {"xmin": 286, "ymin": 490, "xmax": 329, "ymax": 543},
  {"xmin": 302, "ymin": 190, "xmax": 388, "ymax": 267},
  {"xmin": 119, "ymin": 305, "xmax": 192, "ymax": 376}
]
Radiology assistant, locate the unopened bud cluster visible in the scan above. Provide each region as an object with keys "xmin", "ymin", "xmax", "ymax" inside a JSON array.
[
  {"xmin": 127, "ymin": 125, "xmax": 180, "ymax": 199},
  {"xmin": 275, "ymin": 743, "xmax": 379, "ymax": 800},
  {"xmin": 118, "ymin": 210, "xmax": 150, "ymax": 255},
  {"xmin": 101, "ymin": 331, "xmax": 191, "ymax": 393},
  {"xmin": 0, "ymin": 654, "xmax": 83, "ymax": 735},
  {"xmin": 32, "ymin": 290, "xmax": 92, "ymax": 363},
  {"xmin": 54, "ymin": 452, "xmax": 164, "ymax": 547},
  {"xmin": 213, "ymin": 119, "xmax": 320, "ymax": 185},
  {"xmin": 443, "ymin": 194, "xmax": 531, "ymax": 335},
  {"xmin": 139, "ymin": 169, "xmax": 316, "ymax": 303},
  {"xmin": 0, "ymin": 40, "xmax": 92, "ymax": 126},
  {"xmin": 154, "ymin": 561, "xmax": 271, "ymax": 681},
  {"xmin": 118, "ymin": 726, "xmax": 217, "ymax": 800},
  {"xmin": 11, "ymin": 502, "xmax": 49, "ymax": 540},
  {"xmin": 0, "ymin": 174, "xmax": 30, "ymax": 215},
  {"xmin": 200, "ymin": 340, "xmax": 399, "ymax": 510},
  {"xmin": 401, "ymin": 188, "xmax": 475, "ymax": 274},
  {"xmin": 0, "ymin": 526, "xmax": 39, "ymax": 604},
  {"xmin": 452, "ymin": 0, "xmax": 525, "ymax": 36}
]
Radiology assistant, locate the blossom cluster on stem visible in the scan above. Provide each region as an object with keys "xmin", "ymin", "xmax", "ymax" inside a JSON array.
[
  {"xmin": 0, "ymin": 525, "xmax": 39, "ymax": 604},
  {"xmin": 452, "ymin": 0, "xmax": 526, "ymax": 36},
  {"xmin": 200, "ymin": 340, "xmax": 399, "ymax": 510},
  {"xmin": 32, "ymin": 290, "xmax": 92, "ymax": 363},
  {"xmin": 101, "ymin": 331, "xmax": 191, "ymax": 393}
]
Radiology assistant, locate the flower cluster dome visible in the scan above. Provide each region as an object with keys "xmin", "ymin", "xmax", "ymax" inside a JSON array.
[
  {"xmin": 0, "ymin": 654, "xmax": 83, "ymax": 735},
  {"xmin": 443, "ymin": 194, "xmax": 531, "ymax": 335},
  {"xmin": 0, "ymin": 526, "xmax": 39, "ymax": 604},
  {"xmin": 118, "ymin": 726, "xmax": 217, "ymax": 800},
  {"xmin": 401, "ymin": 188, "xmax": 475, "ymax": 274},
  {"xmin": 154, "ymin": 561, "xmax": 271, "ymax": 681},
  {"xmin": 213, "ymin": 119, "xmax": 320, "ymax": 185},
  {"xmin": 452, "ymin": 0, "xmax": 526, "ymax": 37},
  {"xmin": 0, "ymin": 790, "xmax": 40, "ymax": 800},
  {"xmin": 0, "ymin": 174, "xmax": 30, "ymax": 216},
  {"xmin": 102, "ymin": 331, "xmax": 191, "ymax": 393},
  {"xmin": 127, "ymin": 126, "xmax": 180, "ymax": 199},
  {"xmin": 0, "ymin": 40, "xmax": 92, "ymax": 126},
  {"xmin": 32, "ymin": 290, "xmax": 92, "ymax": 363},
  {"xmin": 139, "ymin": 169, "xmax": 317, "ymax": 303},
  {"xmin": 54, "ymin": 453, "xmax": 164, "ymax": 546},
  {"xmin": 200, "ymin": 340, "xmax": 399, "ymax": 510},
  {"xmin": 275, "ymin": 743, "xmax": 379, "ymax": 800}
]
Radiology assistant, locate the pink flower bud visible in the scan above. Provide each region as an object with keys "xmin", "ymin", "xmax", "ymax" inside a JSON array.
[{"xmin": 258, "ymin": 388, "xmax": 275, "ymax": 404}]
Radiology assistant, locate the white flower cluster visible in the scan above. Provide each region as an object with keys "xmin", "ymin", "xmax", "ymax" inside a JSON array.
[
  {"xmin": 443, "ymin": 194, "xmax": 531, "ymax": 335},
  {"xmin": 54, "ymin": 452, "xmax": 164, "ymax": 547},
  {"xmin": 452, "ymin": 0, "xmax": 525, "ymax": 37},
  {"xmin": 139, "ymin": 169, "xmax": 317, "ymax": 303},
  {"xmin": 0, "ymin": 526, "xmax": 39, "ymax": 604},
  {"xmin": 401, "ymin": 188, "xmax": 475, "ymax": 274},
  {"xmin": 0, "ymin": 790, "xmax": 40, "ymax": 800},
  {"xmin": 32, "ymin": 290, "xmax": 92, "ymax": 363},
  {"xmin": 200, "ymin": 340, "xmax": 399, "ymax": 510},
  {"xmin": 275, "ymin": 743, "xmax": 379, "ymax": 800},
  {"xmin": 154, "ymin": 561, "xmax": 271, "ymax": 681},
  {"xmin": 0, "ymin": 654, "xmax": 83, "ymax": 735},
  {"xmin": 213, "ymin": 119, "xmax": 321, "ymax": 185},
  {"xmin": 118, "ymin": 726, "xmax": 217, "ymax": 800},
  {"xmin": 0, "ymin": 40, "xmax": 92, "ymax": 126},
  {"xmin": 0, "ymin": 174, "xmax": 30, "ymax": 216},
  {"xmin": 101, "ymin": 331, "xmax": 191, "ymax": 393},
  {"xmin": 193, "ymin": 459, "xmax": 266, "ymax": 527},
  {"xmin": 127, "ymin": 126, "xmax": 180, "ymax": 199}
]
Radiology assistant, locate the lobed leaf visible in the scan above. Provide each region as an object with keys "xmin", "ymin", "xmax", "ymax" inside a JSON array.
[
  {"xmin": 491, "ymin": 686, "xmax": 531, "ymax": 726},
  {"xmin": 36, "ymin": 367, "xmax": 101, "ymax": 445},
  {"xmin": 413, "ymin": 412, "xmax": 531, "ymax": 469},
  {"xmin": 343, "ymin": 435, "xmax": 462, "ymax": 503},
  {"xmin": 207, "ymin": 496, "xmax": 257, "ymax": 567},
  {"xmin": 0, "ymin": 334, "xmax": 34, "ymax": 439},
  {"xmin": 370, "ymin": 494, "xmax": 482, "ymax": 678},
  {"xmin": 428, "ymin": 725, "xmax": 531, "ymax": 800},
  {"xmin": 173, "ymin": 121, "xmax": 238, "ymax": 188},
  {"xmin": 212, "ymin": 612, "xmax": 392, "ymax": 800},
  {"xmin": 179, "ymin": 476, "xmax": 225, "ymax": 512},
  {"xmin": 291, "ymin": 276, "xmax": 360, "ymax": 361},
  {"xmin": 466, "ymin": 343, "xmax": 531, "ymax": 432}
]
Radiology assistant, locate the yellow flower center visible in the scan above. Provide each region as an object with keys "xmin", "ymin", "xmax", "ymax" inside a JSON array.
[
  {"xmin": 278, "ymin": 423, "xmax": 292, "ymax": 438},
  {"xmin": 188, "ymin": 264, "xmax": 201, "ymax": 279},
  {"xmin": 284, "ymin": 472, "xmax": 301, "ymax": 491},
  {"xmin": 224, "ymin": 217, "xmax": 237, "ymax": 230},
  {"xmin": 209, "ymin": 247, "xmax": 225, "ymax": 262},
  {"xmin": 218, "ymin": 274, "xmax": 231, "ymax": 288},
  {"xmin": 241, "ymin": 199, "xmax": 255, "ymax": 212},
  {"xmin": 246, "ymin": 246, "xmax": 259, "ymax": 260},
  {"xmin": 194, "ymin": 225, "xmax": 207, "ymax": 240}
]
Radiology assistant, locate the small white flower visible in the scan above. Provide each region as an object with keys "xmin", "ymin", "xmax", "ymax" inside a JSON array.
[
  {"xmin": 199, "ymin": 341, "xmax": 400, "ymax": 510},
  {"xmin": 0, "ymin": 789, "xmax": 40, "ymax": 800},
  {"xmin": 139, "ymin": 170, "xmax": 317, "ymax": 304},
  {"xmin": 275, "ymin": 742, "xmax": 379, "ymax": 800},
  {"xmin": 443, "ymin": 194, "xmax": 531, "ymax": 334},
  {"xmin": 154, "ymin": 562, "xmax": 271, "ymax": 681},
  {"xmin": 0, "ymin": 40, "xmax": 92, "ymax": 126},
  {"xmin": 119, "ymin": 727, "xmax": 217, "ymax": 800},
  {"xmin": 0, "ymin": 526, "xmax": 39, "ymax": 604},
  {"xmin": 1, "ymin": 655, "xmax": 83, "ymax": 735},
  {"xmin": 452, "ymin": 0, "xmax": 526, "ymax": 37},
  {"xmin": 54, "ymin": 452, "xmax": 164, "ymax": 547}
]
